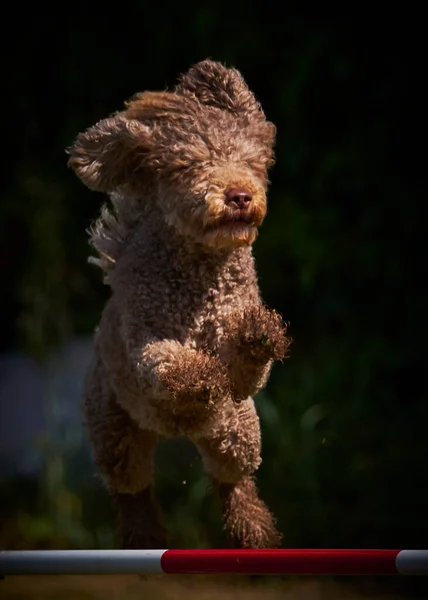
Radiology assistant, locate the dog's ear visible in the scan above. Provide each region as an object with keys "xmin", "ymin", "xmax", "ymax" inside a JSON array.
[
  {"xmin": 67, "ymin": 115, "xmax": 152, "ymax": 192},
  {"xmin": 175, "ymin": 59, "xmax": 264, "ymax": 120}
]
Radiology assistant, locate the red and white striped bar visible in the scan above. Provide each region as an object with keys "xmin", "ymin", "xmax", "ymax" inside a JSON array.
[{"xmin": 1, "ymin": 549, "xmax": 428, "ymax": 577}]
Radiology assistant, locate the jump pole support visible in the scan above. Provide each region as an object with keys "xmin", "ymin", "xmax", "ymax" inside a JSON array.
[{"xmin": 1, "ymin": 549, "xmax": 428, "ymax": 577}]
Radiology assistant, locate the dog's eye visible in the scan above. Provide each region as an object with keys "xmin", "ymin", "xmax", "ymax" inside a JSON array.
[{"xmin": 247, "ymin": 162, "xmax": 268, "ymax": 182}]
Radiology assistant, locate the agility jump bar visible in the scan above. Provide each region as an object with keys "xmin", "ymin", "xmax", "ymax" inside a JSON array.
[{"xmin": 1, "ymin": 549, "xmax": 428, "ymax": 576}]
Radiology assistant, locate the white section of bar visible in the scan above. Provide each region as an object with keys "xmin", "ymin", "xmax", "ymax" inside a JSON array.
[
  {"xmin": 395, "ymin": 550, "xmax": 428, "ymax": 575},
  {"xmin": 0, "ymin": 550, "xmax": 166, "ymax": 575}
]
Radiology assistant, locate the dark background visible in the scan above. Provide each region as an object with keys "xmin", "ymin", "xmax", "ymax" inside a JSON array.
[{"xmin": 1, "ymin": 6, "xmax": 426, "ymax": 597}]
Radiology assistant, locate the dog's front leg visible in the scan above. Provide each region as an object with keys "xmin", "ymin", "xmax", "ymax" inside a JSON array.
[
  {"xmin": 217, "ymin": 305, "xmax": 291, "ymax": 401},
  {"xmin": 96, "ymin": 301, "xmax": 233, "ymax": 430},
  {"xmin": 132, "ymin": 339, "xmax": 233, "ymax": 419}
]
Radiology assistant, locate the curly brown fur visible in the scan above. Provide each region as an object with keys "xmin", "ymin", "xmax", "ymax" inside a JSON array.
[
  {"xmin": 217, "ymin": 305, "xmax": 292, "ymax": 401},
  {"xmin": 68, "ymin": 59, "xmax": 290, "ymax": 549},
  {"xmin": 159, "ymin": 348, "xmax": 231, "ymax": 407},
  {"xmin": 217, "ymin": 478, "xmax": 282, "ymax": 549},
  {"xmin": 224, "ymin": 305, "xmax": 290, "ymax": 362}
]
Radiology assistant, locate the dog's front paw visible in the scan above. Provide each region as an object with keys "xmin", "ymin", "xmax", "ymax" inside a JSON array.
[
  {"xmin": 222, "ymin": 305, "xmax": 291, "ymax": 363},
  {"xmin": 159, "ymin": 351, "xmax": 232, "ymax": 407}
]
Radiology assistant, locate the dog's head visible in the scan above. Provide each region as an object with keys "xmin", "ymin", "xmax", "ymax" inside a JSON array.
[{"xmin": 69, "ymin": 60, "xmax": 276, "ymax": 249}]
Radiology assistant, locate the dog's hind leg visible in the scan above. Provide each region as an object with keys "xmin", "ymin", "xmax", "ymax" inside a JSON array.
[
  {"xmin": 195, "ymin": 399, "xmax": 282, "ymax": 548},
  {"xmin": 84, "ymin": 354, "xmax": 166, "ymax": 549}
]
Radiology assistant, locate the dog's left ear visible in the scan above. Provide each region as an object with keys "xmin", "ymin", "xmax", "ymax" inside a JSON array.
[
  {"xmin": 67, "ymin": 115, "xmax": 152, "ymax": 192},
  {"xmin": 175, "ymin": 60, "xmax": 265, "ymax": 121}
]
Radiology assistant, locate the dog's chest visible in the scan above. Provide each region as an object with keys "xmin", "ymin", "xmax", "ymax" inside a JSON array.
[{"xmin": 186, "ymin": 261, "xmax": 260, "ymax": 349}]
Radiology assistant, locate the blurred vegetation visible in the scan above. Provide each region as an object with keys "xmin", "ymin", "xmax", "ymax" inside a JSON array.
[{"xmin": 1, "ymin": 6, "xmax": 426, "ymax": 597}]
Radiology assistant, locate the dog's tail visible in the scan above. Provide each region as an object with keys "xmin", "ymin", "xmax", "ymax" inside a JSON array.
[{"xmin": 87, "ymin": 192, "xmax": 138, "ymax": 283}]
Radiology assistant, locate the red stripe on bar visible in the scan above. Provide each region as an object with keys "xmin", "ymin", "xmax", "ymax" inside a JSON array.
[{"xmin": 161, "ymin": 549, "xmax": 401, "ymax": 575}]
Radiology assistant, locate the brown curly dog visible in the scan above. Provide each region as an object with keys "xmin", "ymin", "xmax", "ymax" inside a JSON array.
[{"xmin": 68, "ymin": 59, "xmax": 291, "ymax": 550}]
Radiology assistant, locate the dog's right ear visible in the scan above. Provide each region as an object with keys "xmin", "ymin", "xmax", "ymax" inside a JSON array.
[
  {"xmin": 175, "ymin": 59, "xmax": 264, "ymax": 121},
  {"xmin": 67, "ymin": 115, "xmax": 152, "ymax": 192}
]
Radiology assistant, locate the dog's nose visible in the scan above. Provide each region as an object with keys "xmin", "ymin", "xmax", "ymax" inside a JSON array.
[{"xmin": 225, "ymin": 187, "xmax": 253, "ymax": 210}]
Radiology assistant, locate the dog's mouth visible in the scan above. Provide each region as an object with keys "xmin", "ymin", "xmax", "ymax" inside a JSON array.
[
  {"xmin": 226, "ymin": 210, "xmax": 253, "ymax": 225},
  {"xmin": 205, "ymin": 209, "xmax": 257, "ymax": 231},
  {"xmin": 202, "ymin": 210, "xmax": 260, "ymax": 248},
  {"xmin": 200, "ymin": 194, "xmax": 266, "ymax": 248}
]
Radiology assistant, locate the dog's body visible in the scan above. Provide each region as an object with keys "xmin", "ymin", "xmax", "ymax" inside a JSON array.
[{"xmin": 69, "ymin": 60, "xmax": 290, "ymax": 549}]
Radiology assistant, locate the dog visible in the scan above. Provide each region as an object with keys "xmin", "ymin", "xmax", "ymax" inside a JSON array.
[{"xmin": 68, "ymin": 59, "xmax": 291, "ymax": 549}]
